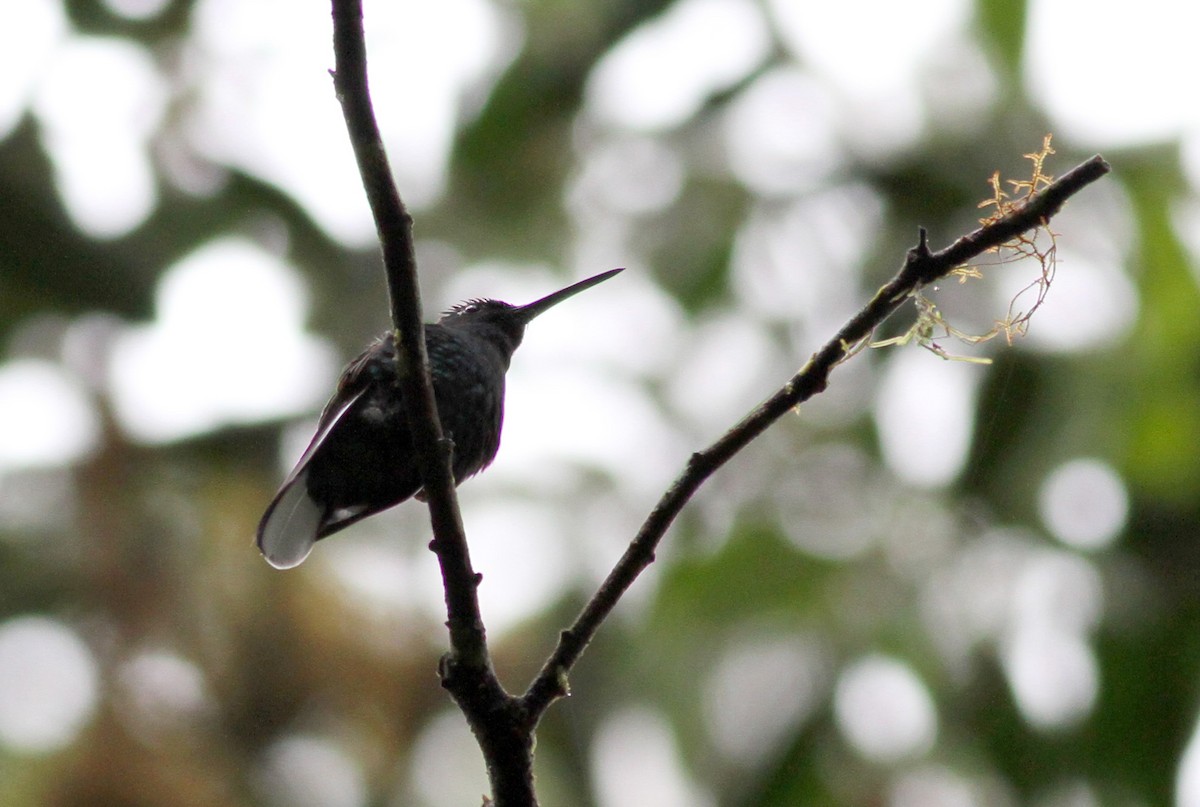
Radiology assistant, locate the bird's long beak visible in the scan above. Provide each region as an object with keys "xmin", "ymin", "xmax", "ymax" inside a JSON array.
[{"xmin": 512, "ymin": 268, "xmax": 624, "ymax": 325}]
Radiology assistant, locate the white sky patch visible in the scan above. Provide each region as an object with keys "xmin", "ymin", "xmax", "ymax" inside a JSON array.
[
  {"xmin": 1026, "ymin": 0, "xmax": 1200, "ymax": 147},
  {"xmin": 723, "ymin": 67, "xmax": 842, "ymax": 195},
  {"xmin": 920, "ymin": 36, "xmax": 998, "ymax": 137},
  {"xmin": 592, "ymin": 708, "xmax": 714, "ymax": 807},
  {"xmin": 665, "ymin": 311, "xmax": 784, "ymax": 432},
  {"xmin": 920, "ymin": 531, "xmax": 1030, "ymax": 671},
  {"xmin": 586, "ymin": 0, "xmax": 769, "ymax": 131},
  {"xmin": 322, "ymin": 539, "xmax": 429, "ymax": 615},
  {"xmin": 502, "ymin": 365, "xmax": 687, "ymax": 495},
  {"xmin": 107, "ymin": 237, "xmax": 337, "ymax": 443},
  {"xmin": 365, "ymin": 0, "xmax": 520, "ymax": 199},
  {"xmin": 1183, "ymin": 143, "xmax": 1200, "ymax": 210},
  {"xmin": 704, "ymin": 634, "xmax": 829, "ymax": 766},
  {"xmin": 766, "ymin": 0, "xmax": 968, "ymax": 156},
  {"xmin": 768, "ymin": 0, "xmax": 967, "ymax": 97},
  {"xmin": 1001, "ymin": 626, "xmax": 1097, "ymax": 730},
  {"xmin": 991, "ymin": 549, "xmax": 1103, "ymax": 731},
  {"xmin": 568, "ymin": 135, "xmax": 685, "ymax": 216},
  {"xmin": 1170, "ymin": 198, "xmax": 1200, "ymax": 289},
  {"xmin": 874, "ymin": 349, "xmax": 980, "ymax": 488},
  {"xmin": 890, "ymin": 766, "xmax": 984, "ymax": 807},
  {"xmin": 773, "ymin": 444, "xmax": 883, "ymax": 561},
  {"xmin": 0, "ymin": 616, "xmax": 99, "ymax": 754},
  {"xmin": 32, "ymin": 36, "xmax": 165, "ymax": 237},
  {"xmin": 1011, "ymin": 550, "xmax": 1104, "ymax": 638},
  {"xmin": 732, "ymin": 184, "xmax": 883, "ymax": 329},
  {"xmin": 118, "ymin": 650, "xmax": 212, "ymax": 739},
  {"xmin": 102, "ymin": 0, "xmax": 171, "ymax": 20},
  {"xmin": 409, "ymin": 710, "xmax": 492, "ymax": 807},
  {"xmin": 1176, "ymin": 709, "xmax": 1200, "ymax": 807},
  {"xmin": 834, "ymin": 654, "xmax": 937, "ymax": 763},
  {"xmin": 188, "ymin": 0, "xmax": 517, "ymax": 244},
  {"xmin": 920, "ymin": 531, "xmax": 1108, "ymax": 723},
  {"xmin": 257, "ymin": 735, "xmax": 366, "ymax": 807},
  {"xmin": 187, "ymin": 0, "xmax": 369, "ymax": 242},
  {"xmin": 0, "ymin": 360, "xmax": 99, "ymax": 472},
  {"xmin": 1040, "ymin": 458, "xmax": 1128, "ymax": 550},
  {"xmin": 0, "ymin": 0, "xmax": 65, "ymax": 139}
]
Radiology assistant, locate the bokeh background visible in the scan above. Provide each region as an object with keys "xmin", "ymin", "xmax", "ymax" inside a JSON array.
[{"xmin": 2, "ymin": 0, "xmax": 1199, "ymax": 805}]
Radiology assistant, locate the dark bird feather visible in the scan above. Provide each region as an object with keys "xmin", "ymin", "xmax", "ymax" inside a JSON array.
[{"xmin": 256, "ymin": 268, "xmax": 623, "ymax": 569}]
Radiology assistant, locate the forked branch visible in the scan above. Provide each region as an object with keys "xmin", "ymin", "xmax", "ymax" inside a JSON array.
[
  {"xmin": 327, "ymin": 1, "xmax": 1111, "ymax": 802},
  {"xmin": 330, "ymin": 0, "xmax": 527, "ymax": 802}
]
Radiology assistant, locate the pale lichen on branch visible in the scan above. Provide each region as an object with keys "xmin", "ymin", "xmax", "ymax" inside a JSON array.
[{"xmin": 872, "ymin": 135, "xmax": 1064, "ymax": 362}]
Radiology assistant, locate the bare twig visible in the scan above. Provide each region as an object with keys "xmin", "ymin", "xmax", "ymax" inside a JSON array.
[
  {"xmin": 329, "ymin": 2, "xmax": 535, "ymax": 804},
  {"xmin": 521, "ymin": 154, "xmax": 1112, "ymax": 718}
]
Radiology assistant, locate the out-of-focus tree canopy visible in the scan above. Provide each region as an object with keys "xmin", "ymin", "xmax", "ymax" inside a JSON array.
[{"xmin": 1, "ymin": 0, "xmax": 1198, "ymax": 805}]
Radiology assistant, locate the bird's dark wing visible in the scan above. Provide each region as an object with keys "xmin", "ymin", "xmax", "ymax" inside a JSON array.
[
  {"xmin": 256, "ymin": 386, "xmax": 368, "ymax": 569},
  {"xmin": 256, "ymin": 339, "xmax": 386, "ymax": 569}
]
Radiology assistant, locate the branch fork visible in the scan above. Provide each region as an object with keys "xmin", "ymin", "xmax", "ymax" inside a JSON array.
[{"xmin": 328, "ymin": 1, "xmax": 1111, "ymax": 802}]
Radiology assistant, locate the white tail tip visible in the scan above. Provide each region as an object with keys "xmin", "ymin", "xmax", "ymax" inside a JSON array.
[{"xmin": 257, "ymin": 471, "xmax": 322, "ymax": 570}]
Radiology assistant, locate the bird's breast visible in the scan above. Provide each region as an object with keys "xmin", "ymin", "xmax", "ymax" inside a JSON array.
[{"xmin": 426, "ymin": 327, "xmax": 508, "ymax": 480}]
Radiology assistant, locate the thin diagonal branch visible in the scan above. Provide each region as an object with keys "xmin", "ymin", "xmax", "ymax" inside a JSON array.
[{"xmin": 522, "ymin": 154, "xmax": 1112, "ymax": 718}]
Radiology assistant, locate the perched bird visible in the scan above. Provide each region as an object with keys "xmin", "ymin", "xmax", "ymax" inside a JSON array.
[{"xmin": 256, "ymin": 268, "xmax": 623, "ymax": 569}]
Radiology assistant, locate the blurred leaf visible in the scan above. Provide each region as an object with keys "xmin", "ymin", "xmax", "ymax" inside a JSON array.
[
  {"xmin": 975, "ymin": 0, "xmax": 1027, "ymax": 78},
  {"xmin": 1119, "ymin": 149, "xmax": 1200, "ymax": 502}
]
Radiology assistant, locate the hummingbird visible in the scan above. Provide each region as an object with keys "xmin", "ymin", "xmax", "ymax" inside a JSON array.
[{"xmin": 256, "ymin": 267, "xmax": 623, "ymax": 569}]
